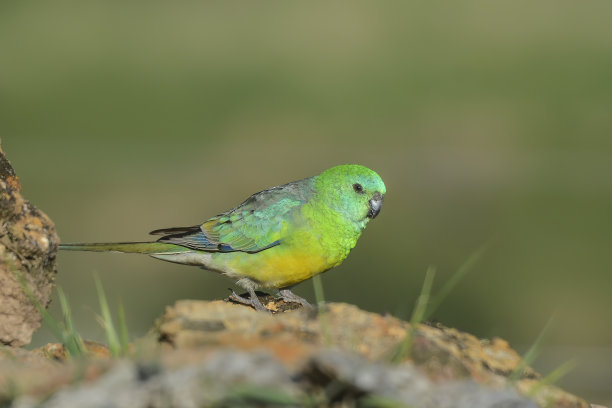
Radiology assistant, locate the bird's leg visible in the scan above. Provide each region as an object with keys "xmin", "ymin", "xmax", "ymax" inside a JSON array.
[
  {"xmin": 229, "ymin": 286, "xmax": 269, "ymax": 313},
  {"xmin": 278, "ymin": 288, "xmax": 312, "ymax": 308}
]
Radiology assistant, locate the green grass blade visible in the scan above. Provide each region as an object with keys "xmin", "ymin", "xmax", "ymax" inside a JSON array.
[
  {"xmin": 312, "ymin": 274, "xmax": 332, "ymax": 346},
  {"xmin": 509, "ymin": 316, "xmax": 555, "ymax": 382},
  {"xmin": 411, "ymin": 266, "xmax": 436, "ymax": 327},
  {"xmin": 12, "ymin": 267, "xmax": 64, "ymax": 341},
  {"xmin": 528, "ymin": 359, "xmax": 576, "ymax": 397},
  {"xmin": 93, "ymin": 274, "xmax": 120, "ymax": 356},
  {"xmin": 312, "ymin": 273, "xmax": 326, "ymax": 309},
  {"xmin": 392, "ymin": 266, "xmax": 436, "ymax": 362},
  {"xmin": 57, "ymin": 287, "xmax": 86, "ymax": 356},
  {"xmin": 11, "ymin": 266, "xmax": 84, "ymax": 357},
  {"xmin": 425, "ymin": 243, "xmax": 487, "ymax": 320}
]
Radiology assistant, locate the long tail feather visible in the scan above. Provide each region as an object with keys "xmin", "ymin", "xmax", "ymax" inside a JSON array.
[{"xmin": 59, "ymin": 242, "xmax": 187, "ymax": 254}]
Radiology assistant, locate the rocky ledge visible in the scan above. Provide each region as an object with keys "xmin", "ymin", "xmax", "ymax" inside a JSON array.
[{"xmin": 0, "ymin": 298, "xmax": 591, "ymax": 408}]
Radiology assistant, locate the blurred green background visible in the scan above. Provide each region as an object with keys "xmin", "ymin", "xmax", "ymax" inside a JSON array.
[{"xmin": 2, "ymin": 0, "xmax": 611, "ymax": 404}]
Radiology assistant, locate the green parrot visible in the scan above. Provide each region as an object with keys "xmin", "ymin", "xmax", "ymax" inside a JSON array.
[{"xmin": 60, "ymin": 164, "xmax": 386, "ymax": 312}]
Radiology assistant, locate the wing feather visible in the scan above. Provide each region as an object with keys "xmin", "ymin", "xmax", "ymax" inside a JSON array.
[{"xmin": 153, "ymin": 178, "xmax": 313, "ymax": 253}]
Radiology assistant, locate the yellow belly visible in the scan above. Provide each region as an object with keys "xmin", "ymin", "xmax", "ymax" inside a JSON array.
[
  {"xmin": 211, "ymin": 245, "xmax": 333, "ymax": 289},
  {"xmin": 207, "ymin": 217, "xmax": 360, "ymax": 289}
]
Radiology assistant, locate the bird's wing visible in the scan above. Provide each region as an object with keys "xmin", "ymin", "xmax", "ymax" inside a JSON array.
[{"xmin": 151, "ymin": 179, "xmax": 313, "ymax": 253}]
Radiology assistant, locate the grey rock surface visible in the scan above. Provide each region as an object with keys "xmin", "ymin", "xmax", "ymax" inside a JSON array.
[{"xmin": 14, "ymin": 349, "xmax": 537, "ymax": 408}]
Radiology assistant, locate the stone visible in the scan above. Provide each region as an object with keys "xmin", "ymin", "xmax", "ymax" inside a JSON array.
[
  {"xmin": 0, "ymin": 144, "xmax": 59, "ymax": 346},
  {"xmin": 0, "ymin": 300, "xmax": 594, "ymax": 407}
]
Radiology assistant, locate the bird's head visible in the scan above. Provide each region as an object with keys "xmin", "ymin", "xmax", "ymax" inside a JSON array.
[{"xmin": 316, "ymin": 164, "xmax": 386, "ymax": 227}]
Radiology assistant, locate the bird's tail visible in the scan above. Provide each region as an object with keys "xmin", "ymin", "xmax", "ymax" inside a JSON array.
[{"xmin": 59, "ymin": 242, "xmax": 186, "ymax": 254}]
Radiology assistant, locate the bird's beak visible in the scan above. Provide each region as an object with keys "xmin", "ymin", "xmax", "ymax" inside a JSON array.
[{"xmin": 367, "ymin": 192, "xmax": 383, "ymax": 219}]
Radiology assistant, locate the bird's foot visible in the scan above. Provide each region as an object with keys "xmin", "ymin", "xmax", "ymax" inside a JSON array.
[
  {"xmin": 278, "ymin": 289, "xmax": 312, "ymax": 309},
  {"xmin": 229, "ymin": 289, "xmax": 270, "ymax": 313}
]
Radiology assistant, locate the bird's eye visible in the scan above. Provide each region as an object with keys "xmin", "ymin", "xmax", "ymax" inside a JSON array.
[{"xmin": 353, "ymin": 183, "xmax": 364, "ymax": 193}]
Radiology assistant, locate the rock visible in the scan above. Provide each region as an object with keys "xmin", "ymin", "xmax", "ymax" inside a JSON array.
[
  {"xmin": 9, "ymin": 347, "xmax": 537, "ymax": 408},
  {"xmin": 0, "ymin": 345, "xmax": 111, "ymax": 403},
  {"xmin": 0, "ymin": 300, "xmax": 592, "ymax": 407},
  {"xmin": 152, "ymin": 299, "xmax": 588, "ymax": 408},
  {"xmin": 12, "ymin": 352, "xmax": 300, "ymax": 408},
  {"xmin": 0, "ymin": 144, "xmax": 59, "ymax": 346},
  {"xmin": 34, "ymin": 341, "xmax": 112, "ymax": 360},
  {"xmin": 302, "ymin": 349, "xmax": 537, "ymax": 408}
]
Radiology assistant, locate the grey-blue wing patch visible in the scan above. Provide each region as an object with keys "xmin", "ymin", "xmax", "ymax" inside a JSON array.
[
  {"xmin": 149, "ymin": 177, "xmax": 314, "ymax": 254},
  {"xmin": 151, "ymin": 225, "xmax": 280, "ymax": 253}
]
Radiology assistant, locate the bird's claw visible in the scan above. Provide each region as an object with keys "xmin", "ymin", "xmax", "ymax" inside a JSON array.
[
  {"xmin": 228, "ymin": 289, "xmax": 270, "ymax": 313},
  {"xmin": 228, "ymin": 288, "xmax": 313, "ymax": 313},
  {"xmin": 278, "ymin": 289, "xmax": 313, "ymax": 308}
]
